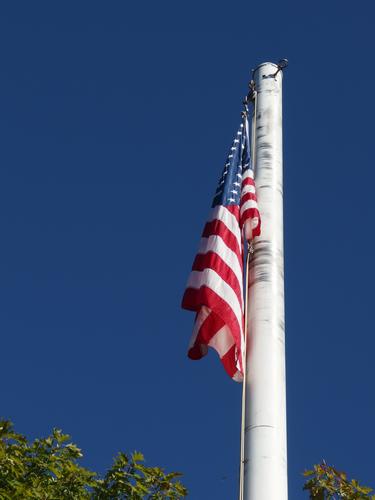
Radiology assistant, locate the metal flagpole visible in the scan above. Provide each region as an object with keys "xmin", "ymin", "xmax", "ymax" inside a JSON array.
[{"xmin": 243, "ymin": 61, "xmax": 288, "ymax": 500}]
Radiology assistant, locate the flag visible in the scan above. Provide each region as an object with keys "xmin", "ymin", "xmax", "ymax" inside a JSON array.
[{"xmin": 182, "ymin": 114, "xmax": 261, "ymax": 382}]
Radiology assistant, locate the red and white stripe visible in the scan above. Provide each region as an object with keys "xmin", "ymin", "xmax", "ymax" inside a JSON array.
[
  {"xmin": 182, "ymin": 110, "xmax": 261, "ymax": 381},
  {"xmin": 182, "ymin": 180, "xmax": 260, "ymax": 380},
  {"xmin": 241, "ymin": 168, "xmax": 261, "ymax": 241}
]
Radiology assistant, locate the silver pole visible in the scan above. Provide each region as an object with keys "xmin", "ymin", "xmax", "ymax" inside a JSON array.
[{"xmin": 243, "ymin": 62, "xmax": 288, "ymax": 500}]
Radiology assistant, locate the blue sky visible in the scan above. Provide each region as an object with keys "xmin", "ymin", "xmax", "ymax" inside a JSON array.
[{"xmin": 0, "ymin": 1, "xmax": 374, "ymax": 498}]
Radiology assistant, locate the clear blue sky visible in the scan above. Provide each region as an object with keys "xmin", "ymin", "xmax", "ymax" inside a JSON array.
[{"xmin": 0, "ymin": 1, "xmax": 373, "ymax": 498}]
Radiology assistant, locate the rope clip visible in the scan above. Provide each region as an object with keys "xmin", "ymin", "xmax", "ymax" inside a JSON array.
[
  {"xmin": 243, "ymin": 80, "xmax": 257, "ymax": 107},
  {"xmin": 248, "ymin": 241, "xmax": 255, "ymax": 255}
]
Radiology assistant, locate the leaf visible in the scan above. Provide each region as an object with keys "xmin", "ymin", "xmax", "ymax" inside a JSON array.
[
  {"xmin": 132, "ymin": 451, "xmax": 144, "ymax": 462},
  {"xmin": 303, "ymin": 469, "xmax": 314, "ymax": 477}
]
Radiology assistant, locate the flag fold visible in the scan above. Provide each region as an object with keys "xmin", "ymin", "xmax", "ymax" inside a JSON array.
[{"xmin": 182, "ymin": 115, "xmax": 261, "ymax": 382}]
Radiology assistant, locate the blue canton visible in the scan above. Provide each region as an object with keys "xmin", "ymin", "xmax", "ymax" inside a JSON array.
[{"xmin": 211, "ymin": 122, "xmax": 251, "ymax": 208}]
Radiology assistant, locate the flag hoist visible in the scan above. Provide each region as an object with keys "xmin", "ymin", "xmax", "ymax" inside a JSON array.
[{"xmin": 182, "ymin": 60, "xmax": 287, "ymax": 499}]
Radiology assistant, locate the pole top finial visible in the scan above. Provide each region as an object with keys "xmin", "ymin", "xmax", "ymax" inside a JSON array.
[
  {"xmin": 252, "ymin": 59, "xmax": 288, "ymax": 80},
  {"xmin": 277, "ymin": 58, "xmax": 288, "ymax": 69}
]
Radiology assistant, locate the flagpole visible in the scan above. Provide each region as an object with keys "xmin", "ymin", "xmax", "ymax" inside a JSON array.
[{"xmin": 243, "ymin": 61, "xmax": 288, "ymax": 499}]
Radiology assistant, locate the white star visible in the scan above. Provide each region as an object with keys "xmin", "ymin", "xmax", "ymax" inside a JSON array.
[
  {"xmin": 234, "ymin": 182, "xmax": 241, "ymax": 187},
  {"xmin": 228, "ymin": 197, "xmax": 236, "ymax": 202}
]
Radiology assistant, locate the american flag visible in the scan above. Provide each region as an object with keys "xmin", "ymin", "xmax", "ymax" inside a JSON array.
[{"xmin": 182, "ymin": 114, "xmax": 260, "ymax": 382}]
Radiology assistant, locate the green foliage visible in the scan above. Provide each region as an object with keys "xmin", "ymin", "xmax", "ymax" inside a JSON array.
[
  {"xmin": 303, "ymin": 462, "xmax": 374, "ymax": 499},
  {"xmin": 92, "ymin": 451, "xmax": 186, "ymax": 499},
  {"xmin": 0, "ymin": 420, "xmax": 187, "ymax": 499}
]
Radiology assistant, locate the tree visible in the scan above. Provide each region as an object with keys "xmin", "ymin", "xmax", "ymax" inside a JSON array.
[
  {"xmin": 0, "ymin": 420, "xmax": 187, "ymax": 499},
  {"xmin": 303, "ymin": 462, "xmax": 374, "ymax": 499}
]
